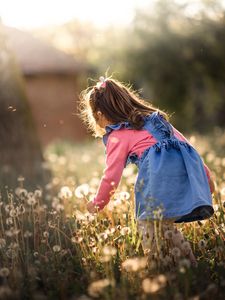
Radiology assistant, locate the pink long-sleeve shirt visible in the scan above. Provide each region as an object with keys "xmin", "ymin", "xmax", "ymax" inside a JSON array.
[{"xmin": 93, "ymin": 126, "xmax": 213, "ymax": 210}]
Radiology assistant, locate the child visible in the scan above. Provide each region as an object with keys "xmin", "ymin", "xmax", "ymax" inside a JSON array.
[{"xmin": 79, "ymin": 76, "xmax": 215, "ymax": 267}]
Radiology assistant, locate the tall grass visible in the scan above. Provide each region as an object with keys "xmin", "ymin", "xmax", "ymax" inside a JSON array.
[{"xmin": 0, "ymin": 130, "xmax": 224, "ymax": 300}]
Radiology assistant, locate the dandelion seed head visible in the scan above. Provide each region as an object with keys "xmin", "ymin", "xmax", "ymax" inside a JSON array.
[
  {"xmin": 122, "ymin": 257, "xmax": 148, "ymax": 272},
  {"xmin": 53, "ymin": 245, "xmax": 61, "ymax": 252},
  {"xmin": 142, "ymin": 274, "xmax": 167, "ymax": 294},
  {"xmin": 120, "ymin": 226, "xmax": 131, "ymax": 236},
  {"xmin": 88, "ymin": 279, "xmax": 115, "ymax": 298},
  {"xmin": 171, "ymin": 247, "xmax": 181, "ymax": 258},
  {"xmin": 198, "ymin": 239, "xmax": 207, "ymax": 249},
  {"xmin": 74, "ymin": 184, "xmax": 89, "ymax": 198},
  {"xmin": 59, "ymin": 186, "xmax": 73, "ymax": 198}
]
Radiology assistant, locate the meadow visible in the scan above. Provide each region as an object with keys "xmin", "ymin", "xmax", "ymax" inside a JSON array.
[{"xmin": 0, "ymin": 129, "xmax": 224, "ymax": 300}]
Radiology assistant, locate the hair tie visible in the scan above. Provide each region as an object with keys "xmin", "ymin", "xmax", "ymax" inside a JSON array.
[{"xmin": 98, "ymin": 76, "xmax": 106, "ymax": 88}]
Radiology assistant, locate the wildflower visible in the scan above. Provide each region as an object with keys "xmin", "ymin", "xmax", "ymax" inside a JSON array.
[
  {"xmin": 142, "ymin": 275, "xmax": 167, "ymax": 294},
  {"xmin": 0, "ymin": 268, "xmax": 10, "ymax": 277},
  {"xmin": 9, "ymin": 209, "xmax": 18, "ymax": 217},
  {"xmin": 71, "ymin": 236, "xmax": 83, "ymax": 243},
  {"xmin": 59, "ymin": 186, "xmax": 73, "ymax": 198},
  {"xmin": 33, "ymin": 252, "xmax": 39, "ymax": 258},
  {"xmin": 181, "ymin": 241, "xmax": 191, "ymax": 255},
  {"xmin": 27, "ymin": 197, "xmax": 37, "ymax": 206},
  {"xmin": 172, "ymin": 229, "xmax": 184, "ymax": 246},
  {"xmin": 164, "ymin": 230, "xmax": 173, "ymax": 239},
  {"xmin": 102, "ymin": 245, "xmax": 117, "ymax": 257},
  {"xmin": 16, "ymin": 205, "xmax": 26, "ymax": 215},
  {"xmin": 118, "ymin": 191, "xmax": 130, "ymax": 200},
  {"xmin": 171, "ymin": 247, "xmax": 181, "ymax": 258},
  {"xmin": 120, "ymin": 226, "xmax": 131, "ymax": 236},
  {"xmin": 88, "ymin": 278, "xmax": 115, "ymax": 298},
  {"xmin": 15, "ymin": 187, "xmax": 28, "ymax": 197},
  {"xmin": 5, "ymin": 204, "xmax": 14, "ymax": 213},
  {"xmin": 56, "ymin": 203, "xmax": 64, "ymax": 212},
  {"xmin": 198, "ymin": 239, "xmax": 207, "ymax": 250},
  {"xmin": 43, "ymin": 231, "xmax": 49, "ymax": 238},
  {"xmin": 53, "ymin": 245, "xmax": 61, "ymax": 252},
  {"xmin": 122, "ymin": 257, "xmax": 148, "ymax": 272},
  {"xmin": 34, "ymin": 189, "xmax": 42, "ymax": 198},
  {"xmin": 179, "ymin": 258, "xmax": 191, "ymax": 269},
  {"xmin": 74, "ymin": 184, "xmax": 89, "ymax": 198},
  {"xmin": 24, "ymin": 230, "xmax": 32, "ymax": 238},
  {"xmin": 98, "ymin": 232, "xmax": 108, "ymax": 241},
  {"xmin": 6, "ymin": 217, "xmax": 13, "ymax": 225},
  {"xmin": 162, "ymin": 255, "xmax": 173, "ymax": 267},
  {"xmin": 0, "ymin": 239, "xmax": 6, "ymax": 249}
]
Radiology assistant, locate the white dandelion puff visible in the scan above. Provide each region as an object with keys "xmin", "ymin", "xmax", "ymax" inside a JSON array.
[{"xmin": 74, "ymin": 184, "xmax": 89, "ymax": 198}]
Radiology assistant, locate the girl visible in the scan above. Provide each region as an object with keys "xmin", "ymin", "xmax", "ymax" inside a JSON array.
[{"xmin": 79, "ymin": 76, "xmax": 215, "ymax": 267}]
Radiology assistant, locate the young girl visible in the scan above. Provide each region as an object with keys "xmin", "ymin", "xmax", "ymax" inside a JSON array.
[{"xmin": 79, "ymin": 76, "xmax": 215, "ymax": 266}]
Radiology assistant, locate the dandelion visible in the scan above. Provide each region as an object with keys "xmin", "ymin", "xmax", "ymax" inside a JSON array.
[
  {"xmin": 15, "ymin": 187, "xmax": 28, "ymax": 197},
  {"xmin": 56, "ymin": 204, "xmax": 65, "ymax": 212},
  {"xmin": 0, "ymin": 239, "xmax": 6, "ymax": 249},
  {"xmin": 171, "ymin": 247, "xmax": 181, "ymax": 258},
  {"xmin": 164, "ymin": 230, "xmax": 173, "ymax": 239},
  {"xmin": 88, "ymin": 278, "xmax": 115, "ymax": 298},
  {"xmin": 179, "ymin": 258, "xmax": 191, "ymax": 269},
  {"xmin": 74, "ymin": 184, "xmax": 89, "ymax": 198},
  {"xmin": 6, "ymin": 217, "xmax": 13, "ymax": 225},
  {"xmin": 16, "ymin": 205, "xmax": 26, "ymax": 215},
  {"xmin": 59, "ymin": 186, "xmax": 73, "ymax": 198},
  {"xmin": 181, "ymin": 241, "xmax": 192, "ymax": 255},
  {"xmin": 34, "ymin": 189, "xmax": 42, "ymax": 198},
  {"xmin": 142, "ymin": 275, "xmax": 167, "ymax": 294},
  {"xmin": 43, "ymin": 231, "xmax": 49, "ymax": 238},
  {"xmin": 71, "ymin": 236, "xmax": 83, "ymax": 244},
  {"xmin": 162, "ymin": 255, "xmax": 173, "ymax": 267},
  {"xmin": 122, "ymin": 257, "xmax": 148, "ymax": 272},
  {"xmin": 102, "ymin": 245, "xmax": 117, "ymax": 257},
  {"xmin": 198, "ymin": 239, "xmax": 207, "ymax": 249},
  {"xmin": 53, "ymin": 245, "xmax": 61, "ymax": 252},
  {"xmin": 24, "ymin": 230, "xmax": 32, "ymax": 238},
  {"xmin": 98, "ymin": 232, "xmax": 108, "ymax": 241},
  {"xmin": 5, "ymin": 204, "xmax": 14, "ymax": 213},
  {"xmin": 118, "ymin": 191, "xmax": 130, "ymax": 200},
  {"xmin": 27, "ymin": 197, "xmax": 37, "ymax": 206},
  {"xmin": 120, "ymin": 226, "xmax": 131, "ymax": 236},
  {"xmin": 0, "ymin": 268, "xmax": 10, "ymax": 277},
  {"xmin": 9, "ymin": 209, "xmax": 18, "ymax": 217},
  {"xmin": 17, "ymin": 175, "xmax": 25, "ymax": 182}
]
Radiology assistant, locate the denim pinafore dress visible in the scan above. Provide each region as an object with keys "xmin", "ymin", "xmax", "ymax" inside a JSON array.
[{"xmin": 103, "ymin": 111, "xmax": 214, "ymax": 223}]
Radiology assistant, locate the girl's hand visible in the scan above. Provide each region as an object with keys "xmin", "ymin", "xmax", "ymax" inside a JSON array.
[{"xmin": 87, "ymin": 201, "xmax": 98, "ymax": 214}]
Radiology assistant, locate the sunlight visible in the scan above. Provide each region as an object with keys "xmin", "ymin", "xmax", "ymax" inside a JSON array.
[{"xmin": 0, "ymin": 0, "xmax": 150, "ymax": 29}]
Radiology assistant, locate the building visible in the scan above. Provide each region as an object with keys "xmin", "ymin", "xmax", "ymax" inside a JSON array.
[{"xmin": 4, "ymin": 26, "xmax": 88, "ymax": 146}]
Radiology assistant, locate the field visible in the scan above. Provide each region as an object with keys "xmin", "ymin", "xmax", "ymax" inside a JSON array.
[{"xmin": 0, "ymin": 129, "xmax": 224, "ymax": 300}]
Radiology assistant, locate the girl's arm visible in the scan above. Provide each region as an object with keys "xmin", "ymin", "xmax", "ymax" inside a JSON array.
[
  {"xmin": 90, "ymin": 131, "xmax": 130, "ymax": 211},
  {"xmin": 172, "ymin": 126, "xmax": 215, "ymax": 194}
]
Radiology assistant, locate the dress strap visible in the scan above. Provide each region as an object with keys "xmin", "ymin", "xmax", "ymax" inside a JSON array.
[{"xmin": 143, "ymin": 111, "xmax": 174, "ymax": 141}]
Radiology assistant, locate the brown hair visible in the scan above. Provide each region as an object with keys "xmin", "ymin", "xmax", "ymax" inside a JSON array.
[{"xmin": 78, "ymin": 76, "xmax": 170, "ymax": 137}]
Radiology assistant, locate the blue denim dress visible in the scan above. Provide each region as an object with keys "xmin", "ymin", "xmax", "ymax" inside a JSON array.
[{"xmin": 103, "ymin": 111, "xmax": 214, "ymax": 223}]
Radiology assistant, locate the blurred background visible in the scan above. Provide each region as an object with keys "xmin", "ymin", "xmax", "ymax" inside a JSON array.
[{"xmin": 0, "ymin": 0, "xmax": 225, "ymax": 188}]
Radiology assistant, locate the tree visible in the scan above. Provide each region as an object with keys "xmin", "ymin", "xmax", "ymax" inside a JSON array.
[{"xmin": 0, "ymin": 24, "xmax": 51, "ymax": 191}]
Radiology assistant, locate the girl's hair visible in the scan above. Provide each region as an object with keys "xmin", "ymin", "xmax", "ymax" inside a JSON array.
[{"xmin": 78, "ymin": 76, "xmax": 170, "ymax": 137}]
